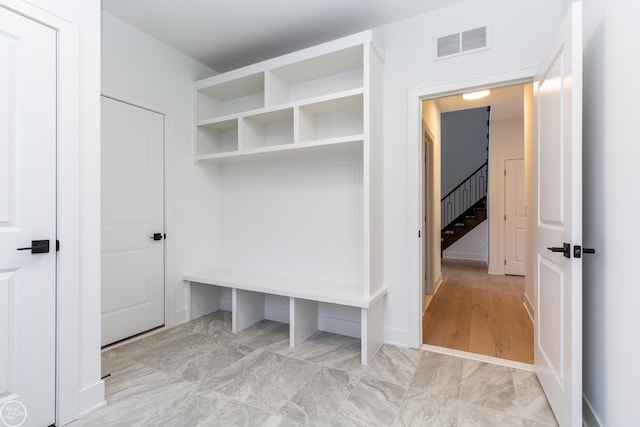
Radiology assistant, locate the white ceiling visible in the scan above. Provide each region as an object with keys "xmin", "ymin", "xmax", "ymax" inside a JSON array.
[
  {"xmin": 435, "ymin": 84, "xmax": 526, "ymax": 121},
  {"xmin": 101, "ymin": 0, "xmax": 466, "ymax": 72}
]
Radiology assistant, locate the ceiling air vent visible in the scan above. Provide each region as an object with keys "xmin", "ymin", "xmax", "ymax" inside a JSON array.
[{"xmin": 436, "ymin": 26, "xmax": 488, "ymax": 59}]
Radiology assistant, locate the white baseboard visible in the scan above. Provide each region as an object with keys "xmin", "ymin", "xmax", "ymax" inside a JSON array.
[
  {"xmin": 523, "ymin": 293, "xmax": 534, "ymax": 324},
  {"xmin": 384, "ymin": 327, "xmax": 409, "ymax": 347},
  {"xmin": 442, "ymin": 252, "xmax": 487, "ymax": 262},
  {"xmin": 583, "ymin": 395, "xmax": 603, "ymax": 427},
  {"xmin": 488, "ymin": 264, "xmax": 504, "ymax": 275},
  {"xmin": 77, "ymin": 380, "xmax": 106, "ymax": 418},
  {"xmin": 434, "ymin": 272, "xmax": 443, "ymax": 294},
  {"xmin": 318, "ymin": 315, "xmax": 360, "ymax": 338},
  {"xmin": 264, "ymin": 305, "xmax": 289, "ymax": 324},
  {"xmin": 173, "ymin": 308, "xmax": 188, "ymax": 325},
  {"xmin": 220, "ymin": 297, "xmax": 232, "ymax": 312}
]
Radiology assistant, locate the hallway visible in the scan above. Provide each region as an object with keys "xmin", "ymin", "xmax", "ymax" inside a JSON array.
[{"xmin": 423, "ymin": 259, "xmax": 533, "ymax": 364}]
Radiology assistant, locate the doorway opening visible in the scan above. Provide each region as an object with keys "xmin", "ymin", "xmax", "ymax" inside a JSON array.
[{"xmin": 418, "ymin": 81, "xmax": 535, "ymax": 365}]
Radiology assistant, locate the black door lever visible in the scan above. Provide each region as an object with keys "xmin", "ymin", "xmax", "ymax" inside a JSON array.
[
  {"xmin": 17, "ymin": 240, "xmax": 50, "ymax": 254},
  {"xmin": 574, "ymin": 245, "xmax": 596, "ymax": 258},
  {"xmin": 547, "ymin": 242, "xmax": 571, "ymax": 258}
]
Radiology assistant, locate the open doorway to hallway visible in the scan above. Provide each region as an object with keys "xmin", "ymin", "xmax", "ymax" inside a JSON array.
[{"xmin": 421, "ymin": 83, "xmax": 534, "ymax": 365}]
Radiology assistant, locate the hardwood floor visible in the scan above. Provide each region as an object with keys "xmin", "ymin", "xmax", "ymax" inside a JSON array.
[{"xmin": 422, "ymin": 259, "xmax": 534, "ymax": 364}]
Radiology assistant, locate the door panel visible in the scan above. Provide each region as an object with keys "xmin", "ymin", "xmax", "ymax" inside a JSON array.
[
  {"xmin": 505, "ymin": 158, "xmax": 526, "ymax": 275},
  {"xmin": 534, "ymin": 2, "xmax": 582, "ymax": 426},
  {"xmin": 101, "ymin": 97, "xmax": 165, "ymax": 346},
  {"xmin": 0, "ymin": 7, "xmax": 57, "ymax": 426}
]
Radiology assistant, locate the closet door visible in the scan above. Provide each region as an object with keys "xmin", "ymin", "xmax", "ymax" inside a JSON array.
[{"xmin": 101, "ymin": 96, "xmax": 165, "ymax": 346}]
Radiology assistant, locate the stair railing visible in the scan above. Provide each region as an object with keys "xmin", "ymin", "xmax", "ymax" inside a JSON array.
[{"xmin": 441, "ymin": 161, "xmax": 488, "ymax": 230}]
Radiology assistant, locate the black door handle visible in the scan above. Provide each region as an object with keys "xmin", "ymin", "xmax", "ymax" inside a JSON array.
[
  {"xmin": 574, "ymin": 245, "xmax": 596, "ymax": 258},
  {"xmin": 149, "ymin": 233, "xmax": 164, "ymax": 241},
  {"xmin": 547, "ymin": 242, "xmax": 571, "ymax": 258},
  {"xmin": 16, "ymin": 240, "xmax": 50, "ymax": 254}
]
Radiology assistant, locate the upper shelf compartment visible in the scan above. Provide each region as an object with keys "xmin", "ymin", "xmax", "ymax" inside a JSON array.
[
  {"xmin": 197, "ymin": 72, "xmax": 265, "ymax": 120},
  {"xmin": 267, "ymin": 45, "xmax": 364, "ymax": 106}
]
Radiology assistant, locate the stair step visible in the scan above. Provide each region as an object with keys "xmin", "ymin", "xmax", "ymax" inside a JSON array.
[
  {"xmin": 454, "ymin": 223, "xmax": 465, "ymax": 227},
  {"xmin": 443, "ymin": 230, "xmax": 455, "ymax": 235}
]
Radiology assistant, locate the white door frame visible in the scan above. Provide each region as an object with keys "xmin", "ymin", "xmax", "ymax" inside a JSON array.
[
  {"xmin": 407, "ymin": 68, "xmax": 535, "ymax": 349},
  {"xmin": 1, "ymin": 1, "xmax": 81, "ymax": 424},
  {"xmin": 101, "ymin": 88, "xmax": 177, "ymax": 330}
]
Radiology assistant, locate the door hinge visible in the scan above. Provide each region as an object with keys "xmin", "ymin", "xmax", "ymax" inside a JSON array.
[
  {"xmin": 504, "ymin": 259, "xmax": 506, "ymax": 266},
  {"xmin": 504, "ymin": 214, "xmax": 506, "ymax": 221},
  {"xmin": 418, "ymin": 230, "xmax": 421, "ymax": 238},
  {"xmin": 56, "ymin": 240, "xmax": 60, "ymax": 251},
  {"xmin": 504, "ymin": 169, "xmax": 506, "ymax": 176}
]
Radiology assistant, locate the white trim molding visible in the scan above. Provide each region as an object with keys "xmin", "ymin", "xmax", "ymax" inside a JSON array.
[{"xmin": 582, "ymin": 395, "xmax": 603, "ymax": 427}]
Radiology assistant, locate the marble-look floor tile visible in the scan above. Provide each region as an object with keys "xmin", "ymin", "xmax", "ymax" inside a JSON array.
[
  {"xmin": 394, "ymin": 388, "xmax": 458, "ymax": 427},
  {"xmin": 522, "ymin": 420, "xmax": 558, "ymax": 427},
  {"xmin": 74, "ymin": 369, "xmax": 197, "ymax": 426},
  {"xmin": 184, "ymin": 310, "xmax": 237, "ymax": 341},
  {"xmin": 459, "ymin": 360, "xmax": 519, "ymax": 416},
  {"xmin": 364, "ymin": 345, "xmax": 422, "ymax": 387},
  {"xmin": 178, "ymin": 342, "xmax": 256, "ymax": 384},
  {"xmin": 197, "ymin": 399, "xmax": 271, "ymax": 427},
  {"xmin": 263, "ymin": 414, "xmax": 307, "ymax": 427},
  {"xmin": 136, "ymin": 386, "xmax": 229, "ymax": 427},
  {"xmin": 212, "ymin": 350, "xmax": 319, "ymax": 412},
  {"xmin": 307, "ymin": 336, "xmax": 364, "ymax": 373},
  {"xmin": 457, "ymin": 402, "xmax": 524, "ymax": 427},
  {"xmin": 278, "ymin": 366, "xmax": 359, "ymax": 424},
  {"xmin": 331, "ymin": 377, "xmax": 406, "ymax": 427},
  {"xmin": 512, "ymin": 370, "xmax": 558, "ymax": 425},
  {"xmin": 234, "ymin": 319, "xmax": 290, "ymax": 348},
  {"xmin": 409, "ymin": 351, "xmax": 463, "ymax": 399},
  {"xmin": 125, "ymin": 332, "xmax": 222, "ymax": 375}
]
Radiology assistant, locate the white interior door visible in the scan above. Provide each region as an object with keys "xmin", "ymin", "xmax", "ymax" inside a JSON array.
[
  {"xmin": 534, "ymin": 2, "xmax": 582, "ymax": 426},
  {"xmin": 0, "ymin": 7, "xmax": 56, "ymax": 426},
  {"xmin": 101, "ymin": 96, "xmax": 165, "ymax": 346},
  {"xmin": 505, "ymin": 158, "xmax": 526, "ymax": 276}
]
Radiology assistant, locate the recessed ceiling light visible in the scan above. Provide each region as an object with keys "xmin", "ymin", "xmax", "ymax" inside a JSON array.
[{"xmin": 462, "ymin": 90, "xmax": 491, "ymax": 100}]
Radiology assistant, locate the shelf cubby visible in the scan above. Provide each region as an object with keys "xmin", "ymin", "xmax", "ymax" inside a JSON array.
[
  {"xmin": 196, "ymin": 118, "xmax": 238, "ymax": 157},
  {"xmin": 268, "ymin": 45, "xmax": 364, "ymax": 106},
  {"xmin": 242, "ymin": 108, "xmax": 294, "ymax": 150},
  {"xmin": 197, "ymin": 72, "xmax": 265, "ymax": 120},
  {"xmin": 299, "ymin": 93, "xmax": 364, "ymax": 143}
]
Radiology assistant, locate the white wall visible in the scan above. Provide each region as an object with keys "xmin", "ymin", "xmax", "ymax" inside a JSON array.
[
  {"xmin": 582, "ymin": 0, "xmax": 640, "ymax": 424},
  {"xmin": 101, "ymin": 13, "xmax": 216, "ymax": 326},
  {"xmin": 375, "ymin": 0, "xmax": 562, "ymax": 344},
  {"xmin": 487, "ymin": 117, "xmax": 525, "ymax": 273},
  {"xmin": 441, "ymin": 107, "xmax": 489, "ymax": 197},
  {"xmin": 443, "ymin": 220, "xmax": 488, "ymax": 261}
]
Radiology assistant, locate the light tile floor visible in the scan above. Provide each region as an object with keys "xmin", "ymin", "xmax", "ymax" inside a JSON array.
[{"xmin": 71, "ymin": 311, "xmax": 558, "ymax": 426}]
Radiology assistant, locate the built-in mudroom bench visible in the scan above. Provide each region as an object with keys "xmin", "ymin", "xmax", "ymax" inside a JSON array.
[
  {"xmin": 184, "ymin": 270, "xmax": 387, "ymax": 364},
  {"xmin": 184, "ymin": 30, "xmax": 385, "ymax": 365}
]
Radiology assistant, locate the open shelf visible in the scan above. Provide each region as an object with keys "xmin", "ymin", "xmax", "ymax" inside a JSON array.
[
  {"xmin": 197, "ymin": 72, "xmax": 265, "ymax": 120},
  {"xmin": 196, "ymin": 118, "xmax": 239, "ymax": 156},
  {"xmin": 299, "ymin": 92, "xmax": 364, "ymax": 143},
  {"xmin": 242, "ymin": 108, "xmax": 294, "ymax": 150},
  {"xmin": 195, "ymin": 136, "xmax": 363, "ymax": 163},
  {"xmin": 268, "ymin": 45, "xmax": 364, "ymax": 106}
]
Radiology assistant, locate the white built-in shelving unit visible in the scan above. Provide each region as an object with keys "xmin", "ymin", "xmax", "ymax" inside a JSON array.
[{"xmin": 185, "ymin": 30, "xmax": 385, "ymax": 364}]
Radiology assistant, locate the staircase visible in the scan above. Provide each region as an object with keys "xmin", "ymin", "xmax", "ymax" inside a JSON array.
[
  {"xmin": 441, "ymin": 161, "xmax": 488, "ymax": 253},
  {"xmin": 441, "ymin": 196, "xmax": 487, "ymax": 251}
]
